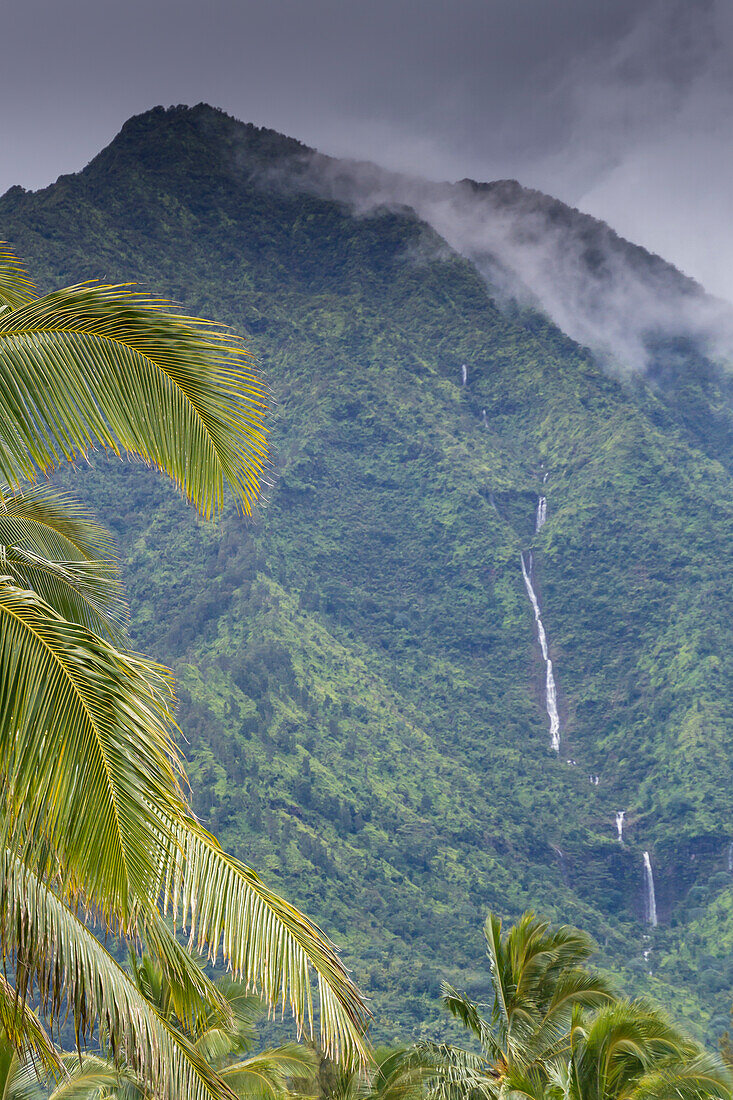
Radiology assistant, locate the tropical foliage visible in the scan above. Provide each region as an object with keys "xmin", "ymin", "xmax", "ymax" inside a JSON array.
[
  {"xmin": 41, "ymin": 958, "xmax": 316, "ymax": 1100},
  {"xmin": 416, "ymin": 914, "xmax": 731, "ymax": 1100},
  {"xmin": 552, "ymin": 1000, "xmax": 733, "ymax": 1100},
  {"xmin": 0, "ymin": 240, "xmax": 368, "ymax": 1100},
  {"xmin": 432, "ymin": 912, "xmax": 613, "ymax": 1091},
  {"xmin": 6, "ymin": 102, "xmax": 733, "ymax": 1042}
]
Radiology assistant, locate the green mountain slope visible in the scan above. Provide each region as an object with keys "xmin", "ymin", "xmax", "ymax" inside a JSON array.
[{"xmin": 3, "ymin": 103, "xmax": 733, "ymax": 1041}]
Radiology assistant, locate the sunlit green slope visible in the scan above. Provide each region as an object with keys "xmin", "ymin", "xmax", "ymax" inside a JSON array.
[{"xmin": 3, "ymin": 103, "xmax": 733, "ymax": 1040}]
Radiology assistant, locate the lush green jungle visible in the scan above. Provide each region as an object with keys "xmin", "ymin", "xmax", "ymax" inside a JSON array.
[{"xmin": 4, "ymin": 103, "xmax": 733, "ymax": 1045}]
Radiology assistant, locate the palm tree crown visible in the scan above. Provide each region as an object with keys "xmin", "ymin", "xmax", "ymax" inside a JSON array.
[{"xmin": 440, "ymin": 911, "xmax": 613, "ymax": 1090}]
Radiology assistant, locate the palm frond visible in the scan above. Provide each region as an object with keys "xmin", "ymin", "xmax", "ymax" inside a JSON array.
[
  {"xmin": 138, "ymin": 921, "xmax": 233, "ymax": 1037},
  {"xmin": 49, "ymin": 1054, "xmax": 127, "ymax": 1100},
  {"xmin": 523, "ymin": 972, "xmax": 614, "ymax": 1070},
  {"xmin": 0, "ymin": 485, "xmax": 117, "ymax": 560},
  {"xmin": 0, "ymin": 1048, "xmax": 47, "ymax": 1100},
  {"xmin": 1, "ymin": 853, "xmax": 235, "ymax": 1100},
  {"xmin": 0, "ymin": 578, "xmax": 190, "ymax": 924},
  {"xmin": 440, "ymin": 987, "xmax": 499, "ymax": 1060},
  {"xmin": 484, "ymin": 913, "xmax": 511, "ymax": 1033},
  {"xmin": 1, "ymin": 547, "xmax": 125, "ymax": 638},
  {"xmin": 0, "ymin": 972, "xmax": 59, "ymax": 1074},
  {"xmin": 633, "ymin": 1053, "xmax": 733, "ymax": 1100},
  {"xmin": 0, "ymin": 245, "xmax": 35, "ymax": 312},
  {"xmin": 0, "ymin": 485, "xmax": 125, "ymax": 636},
  {"xmin": 0, "ymin": 283, "xmax": 269, "ymax": 516},
  {"xmin": 193, "ymin": 984, "xmax": 265, "ymax": 1065},
  {"xmin": 159, "ymin": 822, "xmax": 370, "ymax": 1067},
  {"xmin": 412, "ymin": 1042, "xmax": 496, "ymax": 1100},
  {"xmin": 369, "ymin": 1046, "xmax": 437, "ymax": 1100},
  {"xmin": 220, "ymin": 1045, "xmax": 316, "ymax": 1100},
  {"xmin": 545, "ymin": 972, "xmax": 613, "ymax": 1018}
]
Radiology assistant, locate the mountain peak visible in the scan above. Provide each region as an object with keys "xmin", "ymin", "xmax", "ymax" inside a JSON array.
[{"xmin": 85, "ymin": 102, "xmax": 311, "ymax": 183}]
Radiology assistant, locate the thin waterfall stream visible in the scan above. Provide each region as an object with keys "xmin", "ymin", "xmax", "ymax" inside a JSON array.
[
  {"xmin": 615, "ymin": 811, "xmax": 625, "ymax": 843},
  {"xmin": 643, "ymin": 851, "xmax": 658, "ymax": 927},
  {"xmin": 520, "ymin": 546, "xmax": 561, "ymax": 752}
]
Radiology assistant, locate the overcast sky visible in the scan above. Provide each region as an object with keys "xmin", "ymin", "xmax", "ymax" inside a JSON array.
[{"xmin": 3, "ymin": 0, "xmax": 732, "ymax": 299}]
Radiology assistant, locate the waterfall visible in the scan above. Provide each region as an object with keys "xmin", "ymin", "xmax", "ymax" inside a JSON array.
[
  {"xmin": 520, "ymin": 551, "xmax": 561, "ymax": 751},
  {"xmin": 482, "ymin": 408, "xmax": 488, "ymax": 426},
  {"xmin": 615, "ymin": 811, "xmax": 625, "ymax": 843},
  {"xmin": 728, "ymin": 842, "xmax": 733, "ymax": 872},
  {"xmin": 643, "ymin": 851, "xmax": 658, "ymax": 926},
  {"xmin": 535, "ymin": 495, "xmax": 547, "ymax": 533},
  {"xmin": 461, "ymin": 363, "xmax": 468, "ymax": 387},
  {"xmin": 552, "ymin": 845, "xmax": 569, "ymax": 885}
]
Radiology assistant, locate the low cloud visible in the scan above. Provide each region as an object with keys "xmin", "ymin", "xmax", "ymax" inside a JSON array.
[{"xmin": 267, "ymin": 150, "xmax": 733, "ymax": 376}]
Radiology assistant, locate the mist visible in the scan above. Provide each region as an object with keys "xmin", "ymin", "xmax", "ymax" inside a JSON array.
[{"xmin": 264, "ymin": 150, "xmax": 733, "ymax": 377}]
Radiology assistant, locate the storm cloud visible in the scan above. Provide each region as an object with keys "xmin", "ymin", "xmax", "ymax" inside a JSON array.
[{"xmin": 2, "ymin": 0, "xmax": 732, "ymax": 298}]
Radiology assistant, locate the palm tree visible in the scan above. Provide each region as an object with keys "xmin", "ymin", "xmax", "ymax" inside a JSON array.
[
  {"xmin": 300, "ymin": 1045, "xmax": 426, "ymax": 1100},
  {"xmin": 419, "ymin": 911, "xmax": 614, "ymax": 1099},
  {"xmin": 44, "ymin": 957, "xmax": 318, "ymax": 1100},
  {"xmin": 544, "ymin": 999, "xmax": 732, "ymax": 1100},
  {"xmin": 0, "ymin": 245, "xmax": 368, "ymax": 1097}
]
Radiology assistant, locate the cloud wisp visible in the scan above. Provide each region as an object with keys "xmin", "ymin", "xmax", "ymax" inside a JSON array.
[{"xmin": 268, "ymin": 149, "xmax": 733, "ymax": 377}]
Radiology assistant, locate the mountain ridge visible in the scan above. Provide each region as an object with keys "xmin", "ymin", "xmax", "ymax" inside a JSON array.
[{"xmin": 2, "ymin": 102, "xmax": 733, "ymax": 1041}]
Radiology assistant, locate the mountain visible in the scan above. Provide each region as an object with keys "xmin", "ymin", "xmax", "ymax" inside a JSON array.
[{"xmin": 3, "ymin": 103, "xmax": 733, "ymax": 1042}]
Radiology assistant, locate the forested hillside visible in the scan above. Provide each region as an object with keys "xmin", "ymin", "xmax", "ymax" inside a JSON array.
[{"xmin": 3, "ymin": 103, "xmax": 733, "ymax": 1042}]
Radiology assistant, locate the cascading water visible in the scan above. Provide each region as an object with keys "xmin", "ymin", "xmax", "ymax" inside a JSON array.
[
  {"xmin": 535, "ymin": 496, "xmax": 547, "ymax": 533},
  {"xmin": 728, "ymin": 842, "xmax": 733, "ymax": 872},
  {"xmin": 461, "ymin": 363, "xmax": 468, "ymax": 386},
  {"xmin": 481, "ymin": 408, "xmax": 488, "ymax": 426},
  {"xmin": 520, "ymin": 551, "xmax": 561, "ymax": 751},
  {"xmin": 643, "ymin": 851, "xmax": 658, "ymax": 927},
  {"xmin": 615, "ymin": 811, "xmax": 625, "ymax": 843}
]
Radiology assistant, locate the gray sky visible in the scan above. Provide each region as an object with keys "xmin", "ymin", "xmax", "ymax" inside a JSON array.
[{"xmin": 3, "ymin": 0, "xmax": 733, "ymax": 299}]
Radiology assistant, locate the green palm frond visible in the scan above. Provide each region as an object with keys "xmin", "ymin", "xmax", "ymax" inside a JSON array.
[
  {"xmin": 503, "ymin": 1066, "xmax": 561, "ymax": 1100},
  {"xmin": 633, "ymin": 1052, "xmax": 733, "ymax": 1100},
  {"xmin": 0, "ymin": 973, "xmax": 59, "ymax": 1074},
  {"xmin": 0, "ymin": 282, "xmax": 269, "ymax": 516},
  {"xmin": 0, "ymin": 485, "xmax": 118, "ymax": 561},
  {"xmin": 0, "ymin": 485, "xmax": 125, "ymax": 636},
  {"xmin": 544, "ymin": 972, "xmax": 613, "ymax": 1018},
  {"xmin": 0, "ymin": 578, "xmax": 190, "ymax": 923},
  {"xmin": 220, "ymin": 1045, "xmax": 316, "ymax": 1100},
  {"xmin": 0, "ymin": 245, "xmax": 35, "ymax": 312},
  {"xmin": 369, "ymin": 1046, "xmax": 438, "ymax": 1100},
  {"xmin": 484, "ymin": 913, "xmax": 511, "ymax": 1034},
  {"xmin": 1, "ymin": 547, "xmax": 125, "ymax": 639},
  {"xmin": 482, "ymin": 911, "xmax": 612, "ymax": 1072},
  {"xmin": 49, "ymin": 1054, "xmax": 126, "ymax": 1100},
  {"xmin": 0, "ymin": 1041, "xmax": 46, "ymax": 1100},
  {"xmin": 193, "ymin": 985, "xmax": 265, "ymax": 1065},
  {"xmin": 137, "ymin": 921, "xmax": 233, "ymax": 1037},
  {"xmin": 1, "ymin": 853, "xmax": 235, "ymax": 1100},
  {"xmin": 159, "ymin": 823, "xmax": 370, "ymax": 1067},
  {"xmin": 412, "ymin": 1041, "xmax": 496, "ymax": 1100},
  {"xmin": 564, "ymin": 1000, "xmax": 730, "ymax": 1100},
  {"xmin": 441, "ymin": 987, "xmax": 495, "ymax": 1053}
]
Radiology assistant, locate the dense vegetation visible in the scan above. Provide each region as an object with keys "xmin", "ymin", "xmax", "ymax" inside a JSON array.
[
  {"xmin": 3, "ymin": 103, "xmax": 733, "ymax": 1043},
  {"xmin": 4, "ymin": 911, "xmax": 731, "ymax": 1100}
]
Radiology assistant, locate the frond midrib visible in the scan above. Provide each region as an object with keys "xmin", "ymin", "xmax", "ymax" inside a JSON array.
[{"xmin": 1, "ymin": 592, "xmax": 132, "ymax": 894}]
